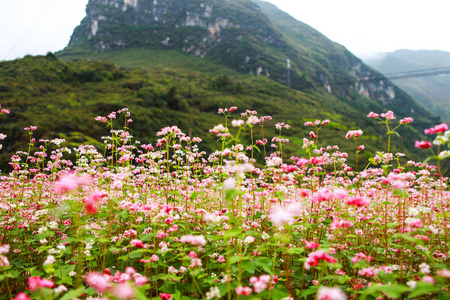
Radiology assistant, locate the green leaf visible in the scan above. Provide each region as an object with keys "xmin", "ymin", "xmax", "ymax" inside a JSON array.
[
  {"xmin": 241, "ymin": 260, "xmax": 256, "ymax": 274},
  {"xmin": 130, "ymin": 249, "xmax": 145, "ymax": 258},
  {"xmin": 229, "ymin": 255, "xmax": 248, "ymax": 264},
  {"xmin": 287, "ymin": 247, "xmax": 304, "ymax": 255},
  {"xmin": 408, "ymin": 282, "xmax": 440, "ymax": 298},
  {"xmin": 224, "ymin": 228, "xmax": 242, "ymax": 240},
  {"xmin": 254, "ymin": 256, "xmax": 272, "ymax": 274},
  {"xmin": 301, "ymin": 285, "xmax": 318, "ymax": 298},
  {"xmin": 60, "ymin": 287, "xmax": 86, "ymax": 300}
]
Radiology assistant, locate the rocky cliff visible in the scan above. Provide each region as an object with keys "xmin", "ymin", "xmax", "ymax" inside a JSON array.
[{"xmin": 66, "ymin": 0, "xmax": 439, "ymax": 123}]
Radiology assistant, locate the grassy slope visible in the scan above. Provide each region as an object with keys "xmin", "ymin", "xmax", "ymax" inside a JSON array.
[{"xmin": 0, "ymin": 53, "xmax": 431, "ymax": 171}]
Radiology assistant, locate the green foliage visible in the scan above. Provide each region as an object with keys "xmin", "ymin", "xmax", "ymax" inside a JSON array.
[{"xmin": 0, "ymin": 54, "xmax": 435, "ymax": 172}]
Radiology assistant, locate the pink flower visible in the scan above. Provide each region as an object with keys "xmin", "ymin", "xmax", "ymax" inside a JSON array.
[
  {"xmin": 330, "ymin": 219, "xmax": 353, "ymax": 229},
  {"xmin": 415, "ymin": 141, "xmax": 432, "ymax": 149},
  {"xmin": 28, "ymin": 277, "xmax": 55, "ymax": 292},
  {"xmin": 54, "ymin": 172, "xmax": 91, "ymax": 194},
  {"xmin": 358, "ymin": 267, "xmax": 376, "ymax": 277},
  {"xmin": 346, "ymin": 130, "xmax": 363, "ymax": 139},
  {"xmin": 85, "ymin": 272, "xmax": 110, "ymax": 293},
  {"xmin": 84, "ymin": 190, "xmax": 107, "ymax": 214},
  {"xmin": 235, "ymin": 286, "xmax": 252, "ymax": 296},
  {"xmin": 304, "ymin": 251, "xmax": 338, "ymax": 270},
  {"xmin": 159, "ymin": 293, "xmax": 173, "ymax": 300},
  {"xmin": 367, "ymin": 112, "xmax": 379, "ymax": 118},
  {"xmin": 112, "ymin": 283, "xmax": 135, "ymax": 299},
  {"xmin": 421, "ymin": 275, "xmax": 436, "ymax": 284},
  {"xmin": 346, "ymin": 195, "xmax": 370, "ymax": 207},
  {"xmin": 400, "ymin": 117, "xmax": 414, "ymax": 124},
  {"xmin": 380, "ymin": 110, "xmax": 395, "ymax": 120},
  {"xmin": 180, "ymin": 235, "xmax": 207, "ymax": 246},
  {"xmin": 189, "ymin": 258, "xmax": 202, "ymax": 268},
  {"xmin": 424, "ymin": 123, "xmax": 449, "ymax": 134},
  {"xmin": 305, "ymin": 240, "xmax": 319, "ymax": 249},
  {"xmin": 317, "ymin": 286, "xmax": 347, "ymax": 300},
  {"xmin": 131, "ymin": 240, "xmax": 144, "ymax": 248},
  {"xmin": 13, "ymin": 293, "xmax": 30, "ymax": 300},
  {"xmin": 134, "ymin": 274, "xmax": 148, "ymax": 286},
  {"xmin": 151, "ymin": 254, "xmax": 159, "ymax": 262},
  {"xmin": 312, "ymin": 188, "xmax": 333, "ymax": 203},
  {"xmin": 296, "ymin": 158, "xmax": 310, "ymax": 167},
  {"xmin": 0, "ymin": 245, "xmax": 10, "ymax": 254}
]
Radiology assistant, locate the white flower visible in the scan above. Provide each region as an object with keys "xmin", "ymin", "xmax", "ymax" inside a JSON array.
[
  {"xmin": 54, "ymin": 285, "xmax": 68, "ymax": 293},
  {"xmin": 243, "ymin": 236, "xmax": 255, "ymax": 244},
  {"xmin": 407, "ymin": 281, "xmax": 417, "ymax": 289},
  {"xmin": 408, "ymin": 207, "xmax": 420, "ymax": 217},
  {"xmin": 43, "ymin": 255, "xmax": 56, "ymax": 266}
]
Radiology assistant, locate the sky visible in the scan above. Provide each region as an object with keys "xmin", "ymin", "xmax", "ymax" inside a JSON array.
[{"xmin": 1, "ymin": 0, "xmax": 450, "ymax": 61}]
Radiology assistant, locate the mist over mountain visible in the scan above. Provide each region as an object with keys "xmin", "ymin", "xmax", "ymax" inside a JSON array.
[{"xmin": 365, "ymin": 49, "xmax": 450, "ymax": 122}]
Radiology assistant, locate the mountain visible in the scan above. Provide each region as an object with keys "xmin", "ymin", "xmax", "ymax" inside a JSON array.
[
  {"xmin": 365, "ymin": 49, "xmax": 450, "ymax": 122},
  {"xmin": 0, "ymin": 0, "xmax": 441, "ymax": 169}
]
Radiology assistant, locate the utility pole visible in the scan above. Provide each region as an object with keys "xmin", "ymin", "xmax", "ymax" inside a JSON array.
[{"xmin": 287, "ymin": 58, "xmax": 291, "ymax": 88}]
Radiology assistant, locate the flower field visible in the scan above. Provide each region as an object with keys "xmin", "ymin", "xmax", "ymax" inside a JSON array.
[{"xmin": 0, "ymin": 106, "xmax": 449, "ymax": 300}]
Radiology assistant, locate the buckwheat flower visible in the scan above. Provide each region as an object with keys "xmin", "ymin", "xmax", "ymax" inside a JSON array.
[
  {"xmin": 0, "ymin": 245, "xmax": 9, "ymax": 254},
  {"xmin": 133, "ymin": 274, "xmax": 148, "ymax": 286},
  {"xmin": 305, "ymin": 240, "xmax": 319, "ymax": 249},
  {"xmin": 235, "ymin": 286, "xmax": 252, "ymax": 296},
  {"xmin": 43, "ymin": 255, "xmax": 56, "ymax": 266},
  {"xmin": 415, "ymin": 141, "xmax": 432, "ymax": 149},
  {"xmin": 406, "ymin": 281, "xmax": 417, "ymax": 289},
  {"xmin": 424, "ymin": 123, "xmax": 448, "ymax": 134},
  {"xmin": 54, "ymin": 285, "xmax": 67, "ymax": 294},
  {"xmin": 28, "ymin": 277, "xmax": 55, "ymax": 292},
  {"xmin": 346, "ymin": 195, "xmax": 370, "ymax": 207},
  {"xmin": 380, "ymin": 110, "xmax": 395, "ymax": 120},
  {"xmin": 0, "ymin": 255, "xmax": 9, "ymax": 267},
  {"xmin": 189, "ymin": 258, "xmax": 202, "ymax": 268},
  {"xmin": 85, "ymin": 272, "xmax": 110, "ymax": 293},
  {"xmin": 400, "ymin": 117, "xmax": 414, "ymax": 124},
  {"xmin": 231, "ymin": 119, "xmax": 245, "ymax": 127},
  {"xmin": 405, "ymin": 218, "xmax": 423, "ymax": 228},
  {"xmin": 408, "ymin": 207, "xmax": 420, "ymax": 217},
  {"xmin": 159, "ymin": 293, "xmax": 173, "ymax": 300},
  {"xmin": 206, "ymin": 287, "xmax": 221, "ymax": 299},
  {"xmin": 243, "ymin": 236, "xmax": 255, "ymax": 244},
  {"xmin": 270, "ymin": 206, "xmax": 293, "ymax": 227},
  {"xmin": 13, "ymin": 293, "xmax": 30, "ymax": 300},
  {"xmin": 151, "ymin": 254, "xmax": 159, "ymax": 262},
  {"xmin": 421, "ymin": 275, "xmax": 435, "ymax": 284},
  {"xmin": 54, "ymin": 172, "xmax": 91, "ymax": 194},
  {"xmin": 437, "ymin": 269, "xmax": 450, "ymax": 278},
  {"xmin": 346, "ymin": 129, "xmax": 363, "ymax": 139},
  {"xmin": 439, "ymin": 150, "xmax": 450, "ymax": 159},
  {"xmin": 312, "ymin": 188, "xmax": 333, "ymax": 203},
  {"xmin": 419, "ymin": 263, "xmax": 430, "ymax": 274},
  {"xmin": 168, "ymin": 266, "xmax": 178, "ymax": 274},
  {"xmin": 367, "ymin": 112, "xmax": 379, "ymax": 118},
  {"xmin": 112, "ymin": 282, "xmax": 135, "ymax": 299},
  {"xmin": 317, "ymin": 286, "xmax": 347, "ymax": 300},
  {"xmin": 131, "ymin": 239, "xmax": 145, "ymax": 248},
  {"xmin": 223, "ymin": 177, "xmax": 236, "ymax": 190}
]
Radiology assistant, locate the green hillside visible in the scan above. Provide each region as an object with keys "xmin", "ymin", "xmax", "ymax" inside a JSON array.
[{"xmin": 0, "ymin": 53, "xmax": 434, "ymax": 171}]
